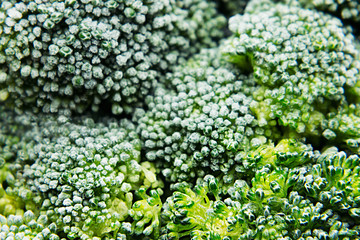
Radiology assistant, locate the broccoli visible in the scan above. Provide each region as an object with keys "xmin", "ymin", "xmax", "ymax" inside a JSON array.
[
  {"xmin": 222, "ymin": 0, "xmax": 360, "ymax": 146},
  {"xmin": 297, "ymin": 0, "xmax": 360, "ymax": 31},
  {"xmin": 1, "ymin": 0, "xmax": 360, "ymax": 239},
  {"xmin": 136, "ymin": 48, "xmax": 279, "ymax": 184},
  {"xmin": 0, "ymin": 211, "xmax": 60, "ymax": 240},
  {"xmin": 0, "ymin": 0, "xmax": 225, "ymax": 115},
  {"xmin": 296, "ymin": 148, "xmax": 360, "ymax": 221},
  {"xmin": 162, "ymin": 143, "xmax": 360, "ymax": 239},
  {"xmin": 0, "ymin": 110, "xmax": 163, "ymax": 239}
]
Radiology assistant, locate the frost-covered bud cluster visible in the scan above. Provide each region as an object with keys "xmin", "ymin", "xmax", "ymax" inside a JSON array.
[
  {"xmin": 137, "ymin": 49, "xmax": 277, "ymax": 184},
  {"xmin": 2, "ymin": 0, "xmax": 360, "ymax": 238},
  {"xmin": 0, "ymin": 107, "xmax": 21, "ymax": 169},
  {"xmin": 1, "ymin": 114, "xmax": 163, "ymax": 239},
  {"xmin": 0, "ymin": 211, "xmax": 60, "ymax": 240},
  {"xmin": 223, "ymin": 2, "xmax": 360, "ymax": 140},
  {"xmin": 0, "ymin": 0, "xmax": 225, "ymax": 115},
  {"xmin": 298, "ymin": 0, "xmax": 360, "ymax": 30}
]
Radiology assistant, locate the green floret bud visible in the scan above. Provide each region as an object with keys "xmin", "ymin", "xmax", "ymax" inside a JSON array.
[
  {"xmin": 162, "ymin": 176, "xmax": 246, "ymax": 240},
  {"xmin": 297, "ymin": 148, "xmax": 360, "ymax": 222},
  {"xmin": 324, "ymin": 103, "xmax": 360, "ymax": 152},
  {"xmin": 243, "ymin": 139, "xmax": 318, "ymax": 169},
  {"xmin": 222, "ymin": 2, "xmax": 360, "ymax": 142},
  {"xmin": 130, "ymin": 187, "xmax": 163, "ymax": 238},
  {"xmin": 0, "ymin": 165, "xmax": 31, "ymax": 217},
  {"xmin": 215, "ymin": 139, "xmax": 318, "ymax": 195},
  {"xmin": 163, "ymin": 165, "xmax": 359, "ymax": 240},
  {"xmin": 0, "ymin": 211, "xmax": 60, "ymax": 240}
]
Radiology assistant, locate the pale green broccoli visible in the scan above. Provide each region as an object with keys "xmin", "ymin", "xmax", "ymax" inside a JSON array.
[
  {"xmin": 0, "ymin": 110, "xmax": 163, "ymax": 239},
  {"xmin": 0, "ymin": 211, "xmax": 60, "ymax": 240},
  {"xmin": 0, "ymin": 0, "xmax": 225, "ymax": 115}
]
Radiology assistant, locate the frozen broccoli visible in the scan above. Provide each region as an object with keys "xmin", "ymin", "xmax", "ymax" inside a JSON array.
[
  {"xmin": 1, "ymin": 0, "xmax": 360, "ymax": 239},
  {"xmin": 222, "ymin": 1, "xmax": 360, "ymax": 145},
  {"xmin": 0, "ymin": 0, "xmax": 225, "ymax": 115},
  {"xmin": 137, "ymin": 48, "xmax": 279, "ymax": 184},
  {"xmin": 0, "ymin": 111, "xmax": 163, "ymax": 239}
]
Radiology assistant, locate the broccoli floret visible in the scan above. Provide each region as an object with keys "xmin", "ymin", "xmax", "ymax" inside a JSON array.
[
  {"xmin": 0, "ymin": 0, "xmax": 225, "ymax": 115},
  {"xmin": 162, "ymin": 146, "xmax": 360, "ymax": 239},
  {"xmin": 212, "ymin": 139, "xmax": 318, "ymax": 195},
  {"xmin": 297, "ymin": 148, "xmax": 360, "ymax": 222},
  {"xmin": 137, "ymin": 48, "xmax": 278, "ymax": 184},
  {"xmin": 129, "ymin": 187, "xmax": 162, "ymax": 238},
  {"xmin": 1, "ymin": 0, "xmax": 360, "ymax": 238},
  {"xmin": 297, "ymin": 0, "xmax": 360, "ymax": 31},
  {"xmin": 242, "ymin": 139, "xmax": 317, "ymax": 169},
  {"xmin": 0, "ymin": 107, "xmax": 37, "ymax": 217},
  {"xmin": 222, "ymin": 2, "xmax": 360, "ymax": 143},
  {"xmin": 0, "ymin": 211, "xmax": 60, "ymax": 240},
  {"xmin": 0, "ymin": 106, "xmax": 31, "ymax": 167},
  {"xmin": 1, "ymin": 112, "xmax": 163, "ymax": 239},
  {"xmin": 0, "ymin": 164, "xmax": 34, "ymax": 217}
]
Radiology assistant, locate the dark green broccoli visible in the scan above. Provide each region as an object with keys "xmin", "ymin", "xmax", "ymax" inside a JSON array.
[
  {"xmin": 0, "ymin": 0, "xmax": 225, "ymax": 115},
  {"xmin": 137, "ymin": 48, "xmax": 278, "ymax": 184},
  {"xmin": 297, "ymin": 148, "xmax": 360, "ymax": 222},
  {"xmin": 214, "ymin": 0, "xmax": 250, "ymax": 16}
]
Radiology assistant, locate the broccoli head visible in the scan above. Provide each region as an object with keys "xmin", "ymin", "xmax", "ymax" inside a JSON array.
[
  {"xmin": 222, "ymin": 2, "xmax": 360, "ymax": 143},
  {"xmin": 0, "ymin": 0, "xmax": 225, "ymax": 115},
  {"xmin": 0, "ymin": 111, "xmax": 163, "ymax": 239},
  {"xmin": 137, "ymin": 48, "xmax": 278, "ymax": 184}
]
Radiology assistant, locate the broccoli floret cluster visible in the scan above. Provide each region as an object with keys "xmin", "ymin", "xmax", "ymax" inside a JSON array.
[
  {"xmin": 1, "ymin": 0, "xmax": 360, "ymax": 239},
  {"xmin": 298, "ymin": 0, "xmax": 360, "ymax": 30},
  {"xmin": 162, "ymin": 143, "xmax": 360, "ymax": 240},
  {"xmin": 297, "ymin": 148, "xmax": 360, "ymax": 220},
  {"xmin": 222, "ymin": 1, "xmax": 360, "ymax": 144},
  {"xmin": 0, "ymin": 111, "xmax": 163, "ymax": 239},
  {"xmin": 137, "ymin": 49, "xmax": 279, "ymax": 184},
  {"xmin": 0, "ymin": 0, "xmax": 225, "ymax": 115},
  {"xmin": 0, "ymin": 210, "xmax": 60, "ymax": 240}
]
